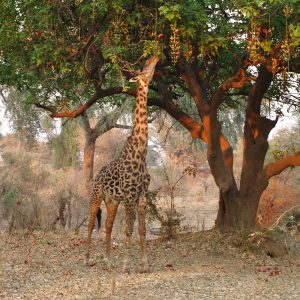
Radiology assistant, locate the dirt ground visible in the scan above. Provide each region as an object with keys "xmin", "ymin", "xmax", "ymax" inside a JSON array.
[{"xmin": 1, "ymin": 229, "xmax": 299, "ymax": 300}]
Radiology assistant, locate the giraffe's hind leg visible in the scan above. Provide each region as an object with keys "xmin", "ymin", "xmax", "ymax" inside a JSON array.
[
  {"xmin": 137, "ymin": 195, "xmax": 149, "ymax": 273},
  {"xmin": 122, "ymin": 200, "xmax": 136, "ymax": 273},
  {"xmin": 85, "ymin": 194, "xmax": 102, "ymax": 266},
  {"xmin": 104, "ymin": 199, "xmax": 119, "ymax": 267}
]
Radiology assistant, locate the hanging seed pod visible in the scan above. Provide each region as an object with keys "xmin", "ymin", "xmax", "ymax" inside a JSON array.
[
  {"xmin": 271, "ymin": 57, "xmax": 279, "ymax": 75},
  {"xmin": 121, "ymin": 21, "xmax": 130, "ymax": 44},
  {"xmin": 247, "ymin": 28, "xmax": 261, "ymax": 65},
  {"xmin": 170, "ymin": 24, "xmax": 180, "ymax": 65},
  {"xmin": 183, "ymin": 40, "xmax": 193, "ymax": 62},
  {"xmin": 283, "ymin": 6, "xmax": 293, "ymax": 17},
  {"xmin": 281, "ymin": 39, "xmax": 292, "ymax": 61}
]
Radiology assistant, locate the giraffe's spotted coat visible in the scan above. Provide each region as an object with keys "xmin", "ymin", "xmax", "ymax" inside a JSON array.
[{"xmin": 91, "ymin": 136, "xmax": 150, "ymax": 202}]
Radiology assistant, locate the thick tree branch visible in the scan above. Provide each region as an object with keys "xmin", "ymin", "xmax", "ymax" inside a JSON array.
[
  {"xmin": 175, "ymin": 57, "xmax": 235, "ymax": 170},
  {"xmin": 80, "ymin": 113, "xmax": 92, "ymax": 133},
  {"xmin": 155, "ymin": 80, "xmax": 206, "ymax": 141},
  {"xmin": 208, "ymin": 68, "xmax": 255, "ymax": 192},
  {"xmin": 211, "ymin": 68, "xmax": 256, "ymax": 113},
  {"xmin": 176, "ymin": 57, "xmax": 209, "ymax": 115},
  {"xmin": 34, "ymin": 87, "xmax": 136, "ymax": 119},
  {"xmin": 247, "ymin": 65, "xmax": 273, "ymax": 116},
  {"xmin": 35, "ymin": 80, "xmax": 199, "ymax": 141},
  {"xmin": 92, "ymin": 99, "xmax": 131, "ymax": 138},
  {"xmin": 34, "ymin": 102, "xmax": 57, "ymax": 114},
  {"xmin": 263, "ymin": 153, "xmax": 300, "ymax": 180},
  {"xmin": 244, "ymin": 65, "xmax": 274, "ymax": 143}
]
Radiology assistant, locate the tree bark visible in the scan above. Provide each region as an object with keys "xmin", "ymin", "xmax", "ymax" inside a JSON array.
[{"xmin": 83, "ymin": 135, "xmax": 96, "ymax": 194}]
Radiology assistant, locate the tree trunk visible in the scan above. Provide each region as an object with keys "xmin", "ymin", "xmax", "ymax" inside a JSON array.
[
  {"xmin": 215, "ymin": 187, "xmax": 266, "ymax": 230},
  {"xmin": 217, "ymin": 192, "xmax": 263, "ymax": 229},
  {"xmin": 59, "ymin": 199, "xmax": 66, "ymax": 229},
  {"xmin": 215, "ymin": 130, "xmax": 270, "ymax": 230},
  {"xmin": 214, "ymin": 176, "xmax": 242, "ymax": 229},
  {"xmin": 83, "ymin": 136, "xmax": 96, "ymax": 195},
  {"xmin": 66, "ymin": 200, "xmax": 72, "ymax": 229}
]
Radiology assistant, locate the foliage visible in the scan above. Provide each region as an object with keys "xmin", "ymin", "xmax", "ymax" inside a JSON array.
[
  {"xmin": 1, "ymin": 88, "xmax": 41, "ymax": 147},
  {"xmin": 50, "ymin": 120, "xmax": 80, "ymax": 169},
  {"xmin": 0, "ymin": 0, "xmax": 298, "ymax": 112}
]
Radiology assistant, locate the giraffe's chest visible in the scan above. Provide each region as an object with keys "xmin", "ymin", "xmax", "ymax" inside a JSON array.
[{"xmin": 120, "ymin": 161, "xmax": 150, "ymax": 195}]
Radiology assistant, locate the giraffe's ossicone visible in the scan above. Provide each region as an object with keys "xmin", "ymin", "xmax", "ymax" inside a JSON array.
[{"xmin": 85, "ymin": 56, "xmax": 159, "ymax": 273}]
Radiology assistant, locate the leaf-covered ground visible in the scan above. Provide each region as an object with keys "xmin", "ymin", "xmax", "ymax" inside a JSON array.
[{"xmin": 0, "ymin": 230, "xmax": 299, "ymax": 299}]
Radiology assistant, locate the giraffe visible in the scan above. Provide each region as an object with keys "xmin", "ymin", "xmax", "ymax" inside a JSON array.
[{"xmin": 85, "ymin": 56, "xmax": 159, "ymax": 273}]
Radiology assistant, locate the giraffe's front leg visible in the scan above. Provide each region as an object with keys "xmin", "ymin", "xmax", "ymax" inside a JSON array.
[
  {"xmin": 137, "ymin": 195, "xmax": 149, "ymax": 273},
  {"xmin": 104, "ymin": 199, "xmax": 119, "ymax": 269},
  {"xmin": 123, "ymin": 201, "xmax": 135, "ymax": 273}
]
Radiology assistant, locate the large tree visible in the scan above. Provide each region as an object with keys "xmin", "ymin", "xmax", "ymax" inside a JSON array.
[{"xmin": 1, "ymin": 0, "xmax": 300, "ymax": 229}]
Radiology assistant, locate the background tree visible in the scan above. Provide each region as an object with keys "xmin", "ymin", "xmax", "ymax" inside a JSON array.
[
  {"xmin": 50, "ymin": 120, "xmax": 80, "ymax": 169},
  {"xmin": 0, "ymin": 88, "xmax": 41, "ymax": 147}
]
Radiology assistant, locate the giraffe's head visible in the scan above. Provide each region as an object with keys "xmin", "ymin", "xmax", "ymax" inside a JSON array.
[{"xmin": 129, "ymin": 56, "xmax": 159, "ymax": 85}]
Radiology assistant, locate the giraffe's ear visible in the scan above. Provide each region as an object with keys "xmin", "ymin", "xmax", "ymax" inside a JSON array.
[
  {"xmin": 129, "ymin": 76, "xmax": 138, "ymax": 82},
  {"xmin": 129, "ymin": 69, "xmax": 143, "ymax": 82}
]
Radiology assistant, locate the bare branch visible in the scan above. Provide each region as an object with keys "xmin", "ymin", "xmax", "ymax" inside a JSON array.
[
  {"xmin": 0, "ymin": 89, "xmax": 8, "ymax": 103},
  {"xmin": 34, "ymin": 102, "xmax": 57, "ymax": 114},
  {"xmin": 115, "ymin": 124, "xmax": 131, "ymax": 129}
]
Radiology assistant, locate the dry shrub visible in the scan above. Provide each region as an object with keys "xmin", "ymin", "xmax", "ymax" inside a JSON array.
[
  {"xmin": 0, "ymin": 135, "xmax": 89, "ymax": 233},
  {"xmin": 257, "ymin": 176, "xmax": 297, "ymax": 227},
  {"xmin": 46, "ymin": 168, "xmax": 88, "ymax": 231},
  {"xmin": 148, "ymin": 163, "xmax": 197, "ymax": 239},
  {"xmin": 0, "ymin": 149, "xmax": 48, "ymax": 233}
]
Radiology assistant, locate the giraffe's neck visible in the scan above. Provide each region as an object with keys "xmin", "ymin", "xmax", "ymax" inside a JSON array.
[{"xmin": 132, "ymin": 81, "xmax": 149, "ymax": 146}]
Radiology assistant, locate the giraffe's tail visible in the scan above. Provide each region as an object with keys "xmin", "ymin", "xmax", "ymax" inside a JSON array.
[{"xmin": 96, "ymin": 208, "xmax": 102, "ymax": 231}]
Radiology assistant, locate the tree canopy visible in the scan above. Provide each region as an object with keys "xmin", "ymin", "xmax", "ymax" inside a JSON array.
[{"xmin": 1, "ymin": 0, "xmax": 299, "ymax": 114}]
